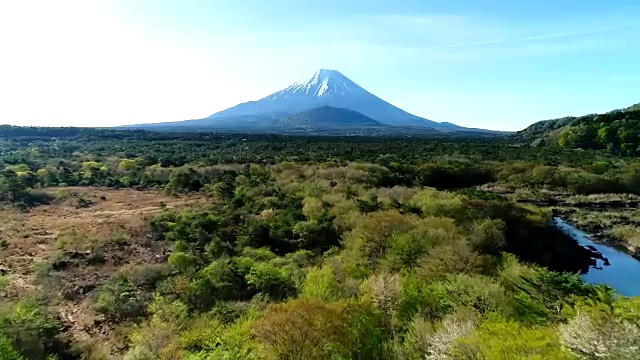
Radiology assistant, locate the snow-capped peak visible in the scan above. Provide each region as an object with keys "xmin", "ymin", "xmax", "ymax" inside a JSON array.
[
  {"xmin": 264, "ymin": 69, "xmax": 362, "ymax": 100},
  {"xmin": 205, "ymin": 68, "xmax": 464, "ymax": 130}
]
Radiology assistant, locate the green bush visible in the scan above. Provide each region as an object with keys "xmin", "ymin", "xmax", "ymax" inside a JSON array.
[
  {"xmin": 453, "ymin": 315, "xmax": 577, "ymax": 360},
  {"xmin": 129, "ymin": 264, "xmax": 171, "ymax": 289},
  {"xmin": 343, "ymin": 302, "xmax": 387, "ymax": 360},
  {"xmin": 245, "ymin": 262, "xmax": 294, "ymax": 300},
  {"xmin": 397, "ymin": 274, "xmax": 455, "ymax": 325},
  {"xmin": 0, "ymin": 300, "xmax": 60, "ymax": 360},
  {"xmin": 168, "ymin": 252, "xmax": 199, "ymax": 275},
  {"xmin": 93, "ymin": 274, "xmax": 148, "ymax": 322},
  {"xmin": 253, "ymin": 299, "xmax": 350, "ymax": 360},
  {"xmin": 301, "ymin": 265, "xmax": 341, "ymax": 301},
  {"xmin": 198, "ymin": 258, "xmax": 244, "ymax": 301}
]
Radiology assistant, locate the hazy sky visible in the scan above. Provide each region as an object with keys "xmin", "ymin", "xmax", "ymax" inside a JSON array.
[{"xmin": 0, "ymin": 0, "xmax": 638, "ymax": 130}]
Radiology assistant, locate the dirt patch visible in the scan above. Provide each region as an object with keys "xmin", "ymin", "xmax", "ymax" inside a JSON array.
[{"xmin": 0, "ymin": 187, "xmax": 207, "ymax": 353}]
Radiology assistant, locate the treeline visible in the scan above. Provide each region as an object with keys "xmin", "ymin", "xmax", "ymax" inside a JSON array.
[
  {"xmin": 2, "ymin": 151, "xmax": 639, "ymax": 211},
  {"xmin": 0, "ymin": 128, "xmax": 637, "ymax": 204},
  {"xmin": 497, "ymin": 162, "xmax": 640, "ymax": 195},
  {"xmin": 0, "ymin": 127, "xmax": 613, "ymax": 165}
]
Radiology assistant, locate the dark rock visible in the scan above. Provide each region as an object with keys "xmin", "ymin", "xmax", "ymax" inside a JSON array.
[{"xmin": 52, "ymin": 259, "xmax": 71, "ymax": 271}]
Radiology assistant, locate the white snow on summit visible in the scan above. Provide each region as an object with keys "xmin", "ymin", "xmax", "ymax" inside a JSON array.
[{"xmin": 265, "ymin": 69, "xmax": 361, "ymax": 100}]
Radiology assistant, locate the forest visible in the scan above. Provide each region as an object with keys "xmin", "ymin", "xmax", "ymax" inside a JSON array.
[
  {"xmin": 0, "ymin": 127, "xmax": 639, "ymax": 359},
  {"xmin": 517, "ymin": 108, "xmax": 640, "ymax": 156}
]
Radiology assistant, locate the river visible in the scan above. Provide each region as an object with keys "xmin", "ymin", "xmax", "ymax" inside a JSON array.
[{"xmin": 554, "ymin": 217, "xmax": 640, "ymax": 296}]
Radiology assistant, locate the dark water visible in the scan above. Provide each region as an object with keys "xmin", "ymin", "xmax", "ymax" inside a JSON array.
[{"xmin": 554, "ymin": 218, "xmax": 640, "ymax": 296}]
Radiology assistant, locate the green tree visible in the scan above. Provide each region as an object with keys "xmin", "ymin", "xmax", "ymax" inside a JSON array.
[
  {"xmin": 35, "ymin": 168, "xmax": 56, "ymax": 187},
  {"xmin": 454, "ymin": 315, "xmax": 577, "ymax": 359},
  {"xmin": 245, "ymin": 262, "xmax": 293, "ymax": 299},
  {"xmin": 0, "ymin": 170, "xmax": 26, "ymax": 201},
  {"xmin": 0, "ymin": 300, "xmax": 60, "ymax": 360},
  {"xmin": 253, "ymin": 299, "xmax": 350, "ymax": 360},
  {"xmin": 119, "ymin": 159, "xmax": 139, "ymax": 172}
]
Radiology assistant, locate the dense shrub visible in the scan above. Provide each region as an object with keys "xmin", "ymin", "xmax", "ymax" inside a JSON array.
[
  {"xmin": 93, "ymin": 274, "xmax": 149, "ymax": 322},
  {"xmin": 0, "ymin": 300, "xmax": 60, "ymax": 360},
  {"xmin": 453, "ymin": 315, "xmax": 576, "ymax": 359}
]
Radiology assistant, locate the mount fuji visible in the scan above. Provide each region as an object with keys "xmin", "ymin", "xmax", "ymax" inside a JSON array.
[
  {"xmin": 207, "ymin": 69, "xmax": 458, "ymax": 129},
  {"xmin": 125, "ymin": 69, "xmax": 487, "ymax": 133}
]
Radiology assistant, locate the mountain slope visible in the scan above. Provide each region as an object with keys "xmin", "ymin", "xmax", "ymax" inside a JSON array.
[
  {"xmin": 624, "ymin": 103, "xmax": 640, "ymax": 112},
  {"xmin": 120, "ymin": 106, "xmax": 387, "ymax": 132},
  {"xmin": 208, "ymin": 69, "xmax": 461, "ymax": 129},
  {"xmin": 516, "ymin": 103, "xmax": 640, "ymax": 155},
  {"xmin": 514, "ymin": 116, "xmax": 576, "ymax": 142},
  {"xmin": 280, "ymin": 106, "xmax": 385, "ymax": 128},
  {"xmin": 120, "ymin": 115, "xmax": 279, "ymax": 130}
]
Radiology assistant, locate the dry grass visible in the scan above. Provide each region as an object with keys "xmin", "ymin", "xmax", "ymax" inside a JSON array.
[
  {"xmin": 0, "ymin": 187, "xmax": 205, "ymax": 275},
  {"xmin": 565, "ymin": 193, "xmax": 640, "ymax": 204},
  {"xmin": 0, "ymin": 187, "xmax": 207, "ymax": 352},
  {"xmin": 610, "ymin": 225, "xmax": 640, "ymax": 248},
  {"xmin": 565, "ymin": 208, "xmax": 640, "ymax": 253},
  {"xmin": 480, "ymin": 184, "xmax": 566, "ymax": 200}
]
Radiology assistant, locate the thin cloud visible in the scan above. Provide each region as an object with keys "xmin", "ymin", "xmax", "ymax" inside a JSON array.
[{"xmin": 428, "ymin": 24, "xmax": 635, "ymax": 49}]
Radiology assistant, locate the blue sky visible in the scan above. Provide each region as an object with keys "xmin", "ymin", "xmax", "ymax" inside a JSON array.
[{"xmin": 0, "ymin": 0, "xmax": 638, "ymax": 130}]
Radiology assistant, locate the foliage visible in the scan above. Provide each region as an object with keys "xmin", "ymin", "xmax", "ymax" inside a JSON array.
[
  {"xmin": 253, "ymin": 299, "xmax": 350, "ymax": 360},
  {"xmin": 519, "ymin": 109, "xmax": 640, "ymax": 156},
  {"xmin": 0, "ymin": 128, "xmax": 638, "ymax": 358},
  {"xmin": 453, "ymin": 315, "xmax": 577, "ymax": 359},
  {"xmin": 559, "ymin": 305, "xmax": 640, "ymax": 359},
  {"xmin": 0, "ymin": 300, "xmax": 60, "ymax": 360},
  {"xmin": 0, "ymin": 336, "xmax": 24, "ymax": 360},
  {"xmin": 93, "ymin": 273, "xmax": 149, "ymax": 322},
  {"xmin": 399, "ymin": 310, "xmax": 477, "ymax": 360}
]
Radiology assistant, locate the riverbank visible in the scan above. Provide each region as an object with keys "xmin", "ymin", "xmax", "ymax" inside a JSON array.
[
  {"xmin": 555, "ymin": 207, "xmax": 640, "ymax": 260},
  {"xmin": 482, "ymin": 186, "xmax": 640, "ymax": 260}
]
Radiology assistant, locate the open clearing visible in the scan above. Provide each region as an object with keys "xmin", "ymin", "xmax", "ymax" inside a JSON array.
[{"xmin": 0, "ymin": 187, "xmax": 207, "ymax": 351}]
